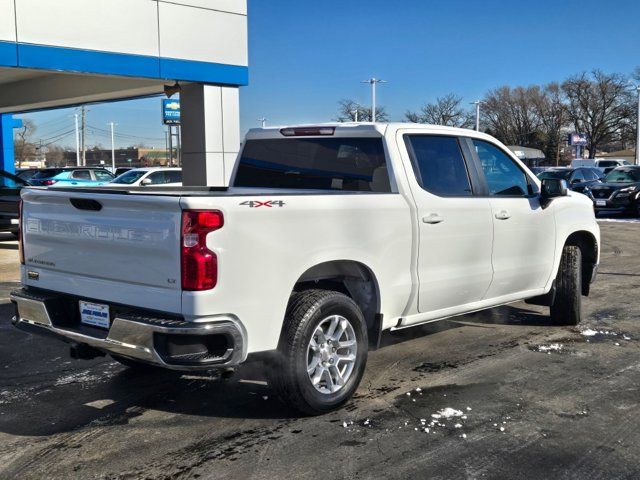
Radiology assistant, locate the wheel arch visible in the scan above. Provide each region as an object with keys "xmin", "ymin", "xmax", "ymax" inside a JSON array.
[
  {"xmin": 564, "ymin": 230, "xmax": 598, "ymax": 296},
  {"xmin": 286, "ymin": 260, "xmax": 383, "ymax": 350}
]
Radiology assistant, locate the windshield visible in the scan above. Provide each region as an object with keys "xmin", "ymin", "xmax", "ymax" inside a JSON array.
[
  {"xmin": 32, "ymin": 169, "xmax": 64, "ymax": 179},
  {"xmin": 112, "ymin": 170, "xmax": 147, "ymax": 184},
  {"xmin": 604, "ymin": 169, "xmax": 640, "ymax": 183},
  {"xmin": 538, "ymin": 170, "xmax": 571, "ymax": 180},
  {"xmin": 0, "ymin": 170, "xmax": 27, "ymax": 188}
]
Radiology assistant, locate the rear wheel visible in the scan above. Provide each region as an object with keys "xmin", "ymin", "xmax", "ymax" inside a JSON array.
[
  {"xmin": 269, "ymin": 289, "xmax": 368, "ymax": 415},
  {"xmin": 550, "ymin": 245, "xmax": 582, "ymax": 326}
]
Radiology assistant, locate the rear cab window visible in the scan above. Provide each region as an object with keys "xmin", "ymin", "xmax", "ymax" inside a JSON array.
[{"xmin": 233, "ymin": 137, "xmax": 391, "ymax": 192}]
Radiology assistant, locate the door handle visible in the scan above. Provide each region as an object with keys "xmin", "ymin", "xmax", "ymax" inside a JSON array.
[
  {"xmin": 422, "ymin": 213, "xmax": 444, "ymax": 224},
  {"xmin": 495, "ymin": 210, "xmax": 511, "ymax": 220}
]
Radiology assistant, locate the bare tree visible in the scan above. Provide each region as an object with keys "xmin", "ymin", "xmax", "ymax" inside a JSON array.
[
  {"xmin": 481, "ymin": 86, "xmax": 544, "ymax": 147},
  {"xmin": 532, "ymin": 83, "xmax": 569, "ymax": 165},
  {"xmin": 336, "ymin": 99, "xmax": 389, "ymax": 122},
  {"xmin": 13, "ymin": 119, "xmax": 37, "ymax": 167},
  {"xmin": 562, "ymin": 70, "xmax": 633, "ymax": 158},
  {"xmin": 405, "ymin": 93, "xmax": 473, "ymax": 128}
]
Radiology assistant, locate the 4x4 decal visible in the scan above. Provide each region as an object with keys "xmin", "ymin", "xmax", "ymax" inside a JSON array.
[{"xmin": 240, "ymin": 200, "xmax": 286, "ymax": 208}]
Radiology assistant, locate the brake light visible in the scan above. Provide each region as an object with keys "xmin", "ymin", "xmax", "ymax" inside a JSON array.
[
  {"xmin": 181, "ymin": 210, "xmax": 223, "ymax": 290},
  {"xmin": 18, "ymin": 199, "xmax": 24, "ymax": 265},
  {"xmin": 280, "ymin": 127, "xmax": 335, "ymax": 137},
  {"xmin": 42, "ymin": 179, "xmax": 57, "ymax": 186}
]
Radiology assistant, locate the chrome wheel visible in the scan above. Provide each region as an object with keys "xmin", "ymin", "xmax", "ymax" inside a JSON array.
[{"xmin": 307, "ymin": 315, "xmax": 358, "ymax": 394}]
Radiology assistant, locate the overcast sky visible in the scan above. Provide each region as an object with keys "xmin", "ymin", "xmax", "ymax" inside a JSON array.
[{"xmin": 17, "ymin": 0, "xmax": 640, "ymax": 150}]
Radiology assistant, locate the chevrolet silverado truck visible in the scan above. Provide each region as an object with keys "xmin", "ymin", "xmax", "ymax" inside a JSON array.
[{"xmin": 11, "ymin": 124, "xmax": 600, "ymax": 414}]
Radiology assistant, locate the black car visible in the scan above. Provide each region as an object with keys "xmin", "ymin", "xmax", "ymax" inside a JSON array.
[
  {"xmin": 0, "ymin": 170, "xmax": 29, "ymax": 237},
  {"xmin": 590, "ymin": 166, "xmax": 640, "ymax": 216},
  {"xmin": 537, "ymin": 167, "xmax": 602, "ymax": 194}
]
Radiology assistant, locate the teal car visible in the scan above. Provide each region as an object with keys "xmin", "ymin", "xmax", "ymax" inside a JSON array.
[{"xmin": 28, "ymin": 167, "xmax": 115, "ymax": 187}]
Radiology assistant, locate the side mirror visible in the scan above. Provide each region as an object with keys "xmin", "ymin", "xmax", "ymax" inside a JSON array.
[
  {"xmin": 540, "ymin": 178, "xmax": 568, "ymax": 207},
  {"xmin": 141, "ymin": 178, "xmax": 152, "ymax": 186}
]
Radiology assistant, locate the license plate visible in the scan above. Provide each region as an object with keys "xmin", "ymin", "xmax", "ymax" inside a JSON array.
[
  {"xmin": 79, "ymin": 301, "xmax": 110, "ymax": 329},
  {"xmin": 596, "ymin": 200, "xmax": 607, "ymax": 207}
]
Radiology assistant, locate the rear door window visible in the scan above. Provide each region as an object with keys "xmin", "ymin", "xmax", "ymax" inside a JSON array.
[
  {"xmin": 94, "ymin": 170, "xmax": 114, "ymax": 181},
  {"xmin": 165, "ymin": 170, "xmax": 182, "ymax": 183},
  {"xmin": 234, "ymin": 137, "xmax": 390, "ymax": 192},
  {"xmin": 404, "ymin": 135, "xmax": 473, "ymax": 196}
]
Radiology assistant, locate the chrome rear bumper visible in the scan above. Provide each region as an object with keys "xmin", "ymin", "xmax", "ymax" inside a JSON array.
[{"xmin": 10, "ymin": 288, "xmax": 247, "ymax": 371}]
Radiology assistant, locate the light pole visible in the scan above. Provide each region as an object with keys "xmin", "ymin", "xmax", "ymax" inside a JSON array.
[
  {"xmin": 471, "ymin": 100, "xmax": 482, "ymax": 131},
  {"xmin": 352, "ymin": 109, "xmax": 359, "ymax": 122},
  {"xmin": 74, "ymin": 112, "xmax": 81, "ymax": 166},
  {"xmin": 108, "ymin": 122, "xmax": 116, "ymax": 171},
  {"xmin": 259, "ymin": 117, "xmax": 267, "ymax": 128},
  {"xmin": 362, "ymin": 78, "xmax": 386, "ymax": 122},
  {"xmin": 636, "ymin": 85, "xmax": 640, "ymax": 165}
]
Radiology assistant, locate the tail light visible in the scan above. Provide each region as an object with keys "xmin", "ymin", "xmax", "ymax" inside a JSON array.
[
  {"xmin": 18, "ymin": 199, "xmax": 24, "ymax": 265},
  {"xmin": 280, "ymin": 127, "xmax": 335, "ymax": 137},
  {"xmin": 181, "ymin": 210, "xmax": 223, "ymax": 291},
  {"xmin": 42, "ymin": 179, "xmax": 57, "ymax": 186}
]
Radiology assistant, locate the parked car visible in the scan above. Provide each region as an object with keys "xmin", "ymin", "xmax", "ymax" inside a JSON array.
[
  {"xmin": 0, "ymin": 170, "xmax": 29, "ymax": 237},
  {"xmin": 594, "ymin": 159, "xmax": 630, "ymax": 174},
  {"xmin": 108, "ymin": 167, "xmax": 182, "ymax": 187},
  {"xmin": 28, "ymin": 167, "xmax": 115, "ymax": 186},
  {"xmin": 590, "ymin": 165, "xmax": 640, "ymax": 215},
  {"xmin": 12, "ymin": 124, "xmax": 600, "ymax": 414},
  {"xmin": 537, "ymin": 167, "xmax": 602, "ymax": 194},
  {"xmin": 529, "ymin": 166, "xmax": 552, "ymax": 176}
]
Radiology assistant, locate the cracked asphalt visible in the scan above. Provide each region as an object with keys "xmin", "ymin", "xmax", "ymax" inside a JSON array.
[{"xmin": 1, "ymin": 221, "xmax": 640, "ymax": 479}]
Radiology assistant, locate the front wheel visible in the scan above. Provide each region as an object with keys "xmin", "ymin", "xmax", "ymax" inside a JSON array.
[
  {"xmin": 269, "ymin": 289, "xmax": 368, "ymax": 415},
  {"xmin": 550, "ymin": 245, "xmax": 582, "ymax": 326}
]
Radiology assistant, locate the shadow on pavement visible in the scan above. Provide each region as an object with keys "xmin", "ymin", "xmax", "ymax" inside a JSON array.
[{"xmin": 0, "ymin": 302, "xmax": 555, "ymax": 438}]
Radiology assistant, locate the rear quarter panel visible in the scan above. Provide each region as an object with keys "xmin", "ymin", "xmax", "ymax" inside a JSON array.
[{"xmin": 180, "ymin": 193, "xmax": 413, "ymax": 353}]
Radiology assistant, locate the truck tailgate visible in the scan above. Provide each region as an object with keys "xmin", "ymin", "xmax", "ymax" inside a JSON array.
[{"xmin": 21, "ymin": 188, "xmax": 183, "ymax": 313}]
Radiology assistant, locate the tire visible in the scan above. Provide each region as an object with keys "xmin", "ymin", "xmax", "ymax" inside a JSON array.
[
  {"xmin": 550, "ymin": 245, "xmax": 582, "ymax": 326},
  {"xmin": 269, "ymin": 289, "xmax": 368, "ymax": 415}
]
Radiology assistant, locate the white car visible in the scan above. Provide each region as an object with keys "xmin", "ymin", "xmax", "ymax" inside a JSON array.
[
  {"xmin": 13, "ymin": 123, "xmax": 600, "ymax": 414},
  {"xmin": 594, "ymin": 159, "xmax": 630, "ymax": 174},
  {"xmin": 109, "ymin": 167, "xmax": 182, "ymax": 187}
]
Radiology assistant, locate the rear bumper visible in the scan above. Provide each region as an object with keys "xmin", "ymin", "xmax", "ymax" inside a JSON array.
[{"xmin": 10, "ymin": 288, "xmax": 247, "ymax": 371}]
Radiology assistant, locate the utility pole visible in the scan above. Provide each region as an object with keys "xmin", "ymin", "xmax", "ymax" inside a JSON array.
[
  {"xmin": 74, "ymin": 113, "xmax": 81, "ymax": 166},
  {"xmin": 361, "ymin": 78, "xmax": 386, "ymax": 122},
  {"xmin": 636, "ymin": 85, "xmax": 640, "ymax": 166},
  {"xmin": 352, "ymin": 109, "xmax": 359, "ymax": 122},
  {"xmin": 108, "ymin": 122, "xmax": 116, "ymax": 171},
  {"xmin": 259, "ymin": 117, "xmax": 267, "ymax": 128},
  {"xmin": 471, "ymin": 100, "xmax": 482, "ymax": 131},
  {"xmin": 80, "ymin": 106, "xmax": 87, "ymax": 166}
]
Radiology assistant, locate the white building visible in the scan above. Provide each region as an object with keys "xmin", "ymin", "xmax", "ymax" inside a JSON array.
[{"xmin": 0, "ymin": 0, "xmax": 248, "ymax": 185}]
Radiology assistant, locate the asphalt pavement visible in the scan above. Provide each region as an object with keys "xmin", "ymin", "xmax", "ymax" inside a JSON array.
[{"xmin": 1, "ymin": 222, "xmax": 640, "ymax": 479}]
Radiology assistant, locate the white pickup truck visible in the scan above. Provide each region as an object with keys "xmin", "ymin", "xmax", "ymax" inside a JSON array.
[{"xmin": 11, "ymin": 123, "xmax": 599, "ymax": 414}]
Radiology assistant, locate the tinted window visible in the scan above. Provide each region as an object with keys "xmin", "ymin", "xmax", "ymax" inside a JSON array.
[
  {"xmin": 94, "ymin": 170, "xmax": 114, "ymax": 181},
  {"xmin": 72, "ymin": 170, "xmax": 91, "ymax": 180},
  {"xmin": 147, "ymin": 172, "xmax": 167, "ymax": 185},
  {"xmin": 538, "ymin": 170, "xmax": 571, "ymax": 180},
  {"xmin": 571, "ymin": 169, "xmax": 585, "ymax": 183},
  {"xmin": 234, "ymin": 138, "xmax": 390, "ymax": 192},
  {"xmin": 589, "ymin": 168, "xmax": 604, "ymax": 179},
  {"xmin": 597, "ymin": 161, "xmax": 619, "ymax": 168},
  {"xmin": 405, "ymin": 135, "xmax": 472, "ymax": 196},
  {"xmin": 114, "ymin": 170, "xmax": 147, "ymax": 184},
  {"xmin": 473, "ymin": 139, "xmax": 529, "ymax": 196},
  {"xmin": 165, "ymin": 170, "xmax": 182, "ymax": 183},
  {"xmin": 32, "ymin": 168, "xmax": 65, "ymax": 179},
  {"xmin": 604, "ymin": 168, "xmax": 640, "ymax": 183}
]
